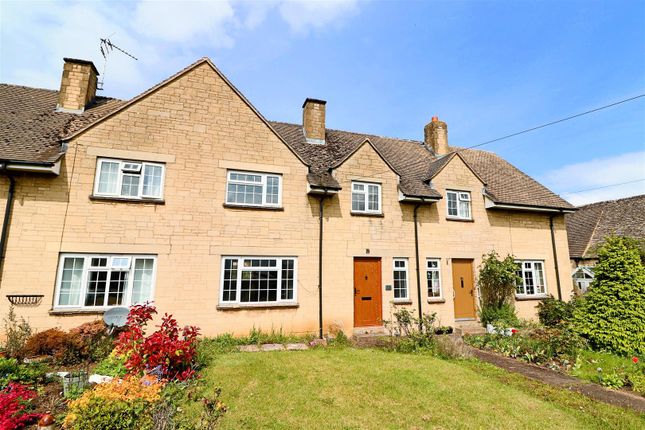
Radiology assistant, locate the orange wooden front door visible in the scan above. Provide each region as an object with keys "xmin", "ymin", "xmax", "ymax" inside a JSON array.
[
  {"xmin": 353, "ymin": 257, "xmax": 383, "ymax": 327},
  {"xmin": 452, "ymin": 259, "xmax": 476, "ymax": 319}
]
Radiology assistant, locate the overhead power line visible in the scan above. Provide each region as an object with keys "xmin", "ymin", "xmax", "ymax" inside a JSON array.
[
  {"xmin": 562, "ymin": 178, "xmax": 645, "ymax": 195},
  {"xmin": 457, "ymin": 93, "xmax": 645, "ymax": 152}
]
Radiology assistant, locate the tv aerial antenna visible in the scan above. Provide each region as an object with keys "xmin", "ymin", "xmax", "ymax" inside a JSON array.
[{"xmin": 98, "ymin": 37, "xmax": 138, "ymax": 91}]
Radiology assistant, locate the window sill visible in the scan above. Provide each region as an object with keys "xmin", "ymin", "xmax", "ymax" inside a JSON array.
[
  {"xmin": 217, "ymin": 302, "xmax": 299, "ymax": 310},
  {"xmin": 222, "ymin": 203, "xmax": 284, "ymax": 211},
  {"xmin": 445, "ymin": 217, "xmax": 474, "ymax": 223},
  {"xmin": 427, "ymin": 298, "xmax": 446, "ymax": 304},
  {"xmin": 515, "ymin": 295, "xmax": 548, "ymax": 301},
  {"xmin": 90, "ymin": 195, "xmax": 165, "ymax": 205},
  {"xmin": 392, "ymin": 300, "xmax": 412, "ymax": 305},
  {"xmin": 350, "ymin": 211, "xmax": 384, "ymax": 218},
  {"xmin": 49, "ymin": 309, "xmax": 106, "ymax": 316}
]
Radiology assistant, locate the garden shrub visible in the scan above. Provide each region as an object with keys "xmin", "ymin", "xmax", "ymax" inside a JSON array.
[
  {"xmin": 94, "ymin": 352, "xmax": 128, "ymax": 378},
  {"xmin": 21, "ymin": 328, "xmax": 67, "ymax": 358},
  {"xmin": 0, "ymin": 383, "xmax": 41, "ymax": 430},
  {"xmin": 2, "ymin": 306, "xmax": 32, "ymax": 359},
  {"xmin": 536, "ymin": 295, "xmax": 575, "ymax": 327},
  {"xmin": 477, "ymin": 252, "xmax": 522, "ymax": 327},
  {"xmin": 479, "ymin": 303, "xmax": 520, "ymax": 327},
  {"xmin": 116, "ymin": 304, "xmax": 200, "ymax": 381},
  {"xmin": 0, "ymin": 357, "xmax": 47, "ymax": 389},
  {"xmin": 572, "ymin": 236, "xmax": 645, "ymax": 356},
  {"xmin": 59, "ymin": 320, "xmax": 113, "ymax": 364},
  {"xmin": 384, "ymin": 309, "xmax": 437, "ymax": 353},
  {"xmin": 64, "ymin": 376, "xmax": 163, "ymax": 430}
]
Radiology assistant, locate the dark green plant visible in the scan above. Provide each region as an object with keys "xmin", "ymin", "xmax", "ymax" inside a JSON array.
[
  {"xmin": 572, "ymin": 236, "xmax": 645, "ymax": 356},
  {"xmin": 478, "ymin": 252, "xmax": 522, "ymax": 309},
  {"xmin": 479, "ymin": 303, "xmax": 521, "ymax": 327},
  {"xmin": 537, "ymin": 295, "xmax": 575, "ymax": 327},
  {"xmin": 329, "ymin": 330, "xmax": 351, "ymax": 347},
  {"xmin": 0, "ymin": 357, "xmax": 48, "ymax": 388},
  {"xmin": 2, "ymin": 306, "xmax": 32, "ymax": 359},
  {"xmin": 384, "ymin": 309, "xmax": 437, "ymax": 353}
]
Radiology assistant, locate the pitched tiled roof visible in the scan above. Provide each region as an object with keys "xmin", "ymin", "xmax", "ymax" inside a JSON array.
[
  {"xmin": 271, "ymin": 121, "xmax": 573, "ymax": 207},
  {"xmin": 566, "ymin": 194, "xmax": 645, "ymax": 259},
  {"xmin": 1, "ymin": 76, "xmax": 573, "ymax": 210},
  {"xmin": 0, "ymin": 84, "xmax": 123, "ymax": 164}
]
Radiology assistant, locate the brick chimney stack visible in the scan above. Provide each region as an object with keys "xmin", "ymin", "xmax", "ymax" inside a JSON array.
[
  {"xmin": 424, "ymin": 116, "xmax": 449, "ymax": 155},
  {"xmin": 302, "ymin": 98, "xmax": 326, "ymax": 144},
  {"xmin": 56, "ymin": 58, "xmax": 99, "ymax": 113}
]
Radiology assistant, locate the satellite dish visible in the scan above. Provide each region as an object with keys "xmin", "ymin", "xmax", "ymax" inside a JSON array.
[{"xmin": 103, "ymin": 307, "xmax": 129, "ymax": 334}]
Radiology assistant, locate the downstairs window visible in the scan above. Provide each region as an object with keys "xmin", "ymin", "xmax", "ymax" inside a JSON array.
[
  {"xmin": 221, "ymin": 256, "xmax": 297, "ymax": 305},
  {"xmin": 515, "ymin": 260, "xmax": 547, "ymax": 297},
  {"xmin": 55, "ymin": 254, "xmax": 156, "ymax": 309}
]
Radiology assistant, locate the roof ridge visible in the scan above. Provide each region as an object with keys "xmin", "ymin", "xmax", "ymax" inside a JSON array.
[
  {"xmin": 577, "ymin": 193, "xmax": 645, "ymax": 209},
  {"xmin": 582, "ymin": 205, "xmax": 606, "ymax": 258},
  {"xmin": 0, "ymin": 82, "xmax": 59, "ymax": 93}
]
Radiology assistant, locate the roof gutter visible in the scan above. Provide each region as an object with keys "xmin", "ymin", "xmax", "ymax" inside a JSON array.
[
  {"xmin": 1, "ymin": 159, "xmax": 62, "ymax": 175},
  {"xmin": 307, "ymin": 184, "xmax": 340, "ymax": 195},
  {"xmin": 484, "ymin": 196, "xmax": 575, "ymax": 213},
  {"xmin": 398, "ymin": 191, "xmax": 442, "ymax": 203}
]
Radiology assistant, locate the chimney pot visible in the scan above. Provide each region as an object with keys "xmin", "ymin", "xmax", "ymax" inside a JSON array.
[
  {"xmin": 424, "ymin": 117, "xmax": 449, "ymax": 155},
  {"xmin": 56, "ymin": 58, "xmax": 99, "ymax": 114},
  {"xmin": 302, "ymin": 98, "xmax": 326, "ymax": 144}
]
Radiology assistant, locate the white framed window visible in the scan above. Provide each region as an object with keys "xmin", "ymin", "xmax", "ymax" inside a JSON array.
[
  {"xmin": 426, "ymin": 258, "xmax": 442, "ymax": 299},
  {"xmin": 351, "ymin": 181, "xmax": 382, "ymax": 214},
  {"xmin": 94, "ymin": 158, "xmax": 165, "ymax": 200},
  {"xmin": 572, "ymin": 267, "xmax": 594, "ymax": 294},
  {"xmin": 225, "ymin": 171, "xmax": 282, "ymax": 207},
  {"xmin": 446, "ymin": 190, "xmax": 471, "ymax": 219},
  {"xmin": 393, "ymin": 258, "xmax": 409, "ymax": 300},
  {"xmin": 220, "ymin": 256, "xmax": 297, "ymax": 304},
  {"xmin": 515, "ymin": 260, "xmax": 547, "ymax": 297},
  {"xmin": 54, "ymin": 254, "xmax": 157, "ymax": 309}
]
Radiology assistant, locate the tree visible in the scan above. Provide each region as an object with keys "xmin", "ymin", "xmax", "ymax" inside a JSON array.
[
  {"xmin": 477, "ymin": 252, "xmax": 522, "ymax": 326},
  {"xmin": 572, "ymin": 236, "xmax": 645, "ymax": 356}
]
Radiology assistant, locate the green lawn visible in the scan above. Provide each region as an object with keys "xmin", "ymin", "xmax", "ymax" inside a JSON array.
[{"xmin": 194, "ymin": 347, "xmax": 645, "ymax": 430}]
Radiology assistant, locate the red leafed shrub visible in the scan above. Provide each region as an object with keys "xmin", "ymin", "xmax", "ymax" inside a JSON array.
[
  {"xmin": 0, "ymin": 383, "xmax": 41, "ymax": 430},
  {"xmin": 116, "ymin": 303, "xmax": 200, "ymax": 381}
]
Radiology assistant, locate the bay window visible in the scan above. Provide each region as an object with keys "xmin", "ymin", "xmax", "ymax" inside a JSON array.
[
  {"xmin": 220, "ymin": 256, "xmax": 297, "ymax": 304},
  {"xmin": 94, "ymin": 158, "xmax": 165, "ymax": 200},
  {"xmin": 55, "ymin": 254, "xmax": 156, "ymax": 309}
]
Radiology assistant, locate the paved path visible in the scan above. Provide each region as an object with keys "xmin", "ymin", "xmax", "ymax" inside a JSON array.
[{"xmin": 472, "ymin": 348, "xmax": 645, "ymax": 413}]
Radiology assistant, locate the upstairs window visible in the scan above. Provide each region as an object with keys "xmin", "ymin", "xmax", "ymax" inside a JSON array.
[
  {"xmin": 226, "ymin": 171, "xmax": 282, "ymax": 207},
  {"xmin": 351, "ymin": 182, "xmax": 381, "ymax": 214},
  {"xmin": 515, "ymin": 260, "xmax": 547, "ymax": 297},
  {"xmin": 94, "ymin": 158, "xmax": 165, "ymax": 200},
  {"xmin": 393, "ymin": 258, "xmax": 409, "ymax": 300},
  {"xmin": 55, "ymin": 254, "xmax": 156, "ymax": 309},
  {"xmin": 446, "ymin": 190, "xmax": 471, "ymax": 219}
]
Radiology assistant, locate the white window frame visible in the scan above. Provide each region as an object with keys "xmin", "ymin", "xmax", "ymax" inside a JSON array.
[
  {"xmin": 219, "ymin": 256, "xmax": 298, "ymax": 305},
  {"xmin": 515, "ymin": 260, "xmax": 548, "ymax": 297},
  {"xmin": 446, "ymin": 190, "xmax": 472, "ymax": 220},
  {"xmin": 572, "ymin": 266, "xmax": 594, "ymax": 294},
  {"xmin": 351, "ymin": 181, "xmax": 382, "ymax": 214},
  {"xmin": 392, "ymin": 258, "xmax": 409, "ymax": 301},
  {"xmin": 426, "ymin": 258, "xmax": 443, "ymax": 300},
  {"xmin": 93, "ymin": 157, "xmax": 165, "ymax": 200},
  {"xmin": 225, "ymin": 170, "xmax": 282, "ymax": 208},
  {"xmin": 53, "ymin": 254, "xmax": 157, "ymax": 310}
]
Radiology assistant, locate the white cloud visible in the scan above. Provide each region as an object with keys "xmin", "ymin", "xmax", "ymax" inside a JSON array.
[
  {"xmin": 279, "ymin": 0, "xmax": 359, "ymax": 33},
  {"xmin": 134, "ymin": 1, "xmax": 236, "ymax": 47},
  {"xmin": 0, "ymin": 0, "xmax": 364, "ymax": 98},
  {"xmin": 541, "ymin": 151, "xmax": 645, "ymax": 206}
]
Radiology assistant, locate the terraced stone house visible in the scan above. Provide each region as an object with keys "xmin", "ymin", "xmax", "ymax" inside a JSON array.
[{"xmin": 0, "ymin": 57, "xmax": 576, "ymax": 336}]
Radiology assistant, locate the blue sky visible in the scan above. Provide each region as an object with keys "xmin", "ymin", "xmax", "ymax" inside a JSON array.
[{"xmin": 1, "ymin": 0, "xmax": 643, "ymax": 204}]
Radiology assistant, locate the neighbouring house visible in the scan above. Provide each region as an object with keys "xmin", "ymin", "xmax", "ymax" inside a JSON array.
[
  {"xmin": 0, "ymin": 57, "xmax": 576, "ymax": 337},
  {"xmin": 566, "ymin": 194, "xmax": 645, "ymax": 293}
]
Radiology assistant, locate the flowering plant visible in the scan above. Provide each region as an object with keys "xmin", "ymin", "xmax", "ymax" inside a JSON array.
[
  {"xmin": 115, "ymin": 303, "xmax": 200, "ymax": 381},
  {"xmin": 0, "ymin": 383, "xmax": 41, "ymax": 430}
]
